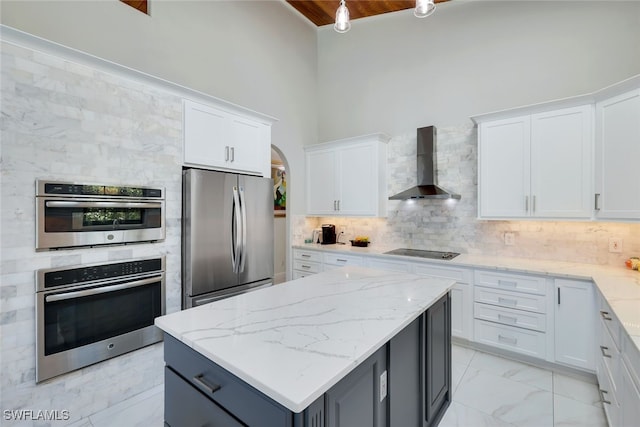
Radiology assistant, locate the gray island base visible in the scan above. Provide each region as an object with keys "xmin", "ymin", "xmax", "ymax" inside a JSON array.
[{"xmin": 156, "ymin": 267, "xmax": 453, "ymax": 427}]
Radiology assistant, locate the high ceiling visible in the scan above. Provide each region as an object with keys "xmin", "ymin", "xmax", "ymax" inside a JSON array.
[{"xmin": 286, "ymin": 0, "xmax": 449, "ymax": 27}]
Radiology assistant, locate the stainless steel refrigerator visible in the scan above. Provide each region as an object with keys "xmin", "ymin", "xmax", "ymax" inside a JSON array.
[{"xmin": 182, "ymin": 168, "xmax": 274, "ymax": 308}]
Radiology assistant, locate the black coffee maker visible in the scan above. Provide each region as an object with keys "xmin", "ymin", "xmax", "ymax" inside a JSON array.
[{"xmin": 321, "ymin": 224, "xmax": 336, "ymax": 245}]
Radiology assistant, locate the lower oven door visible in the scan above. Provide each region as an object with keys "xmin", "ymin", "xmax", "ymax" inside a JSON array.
[{"xmin": 36, "ymin": 273, "xmax": 165, "ymax": 383}]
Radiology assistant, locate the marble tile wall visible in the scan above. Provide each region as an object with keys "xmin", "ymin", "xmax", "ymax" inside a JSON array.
[
  {"xmin": 1, "ymin": 41, "xmax": 182, "ymax": 425},
  {"xmin": 300, "ymin": 125, "xmax": 640, "ymax": 266}
]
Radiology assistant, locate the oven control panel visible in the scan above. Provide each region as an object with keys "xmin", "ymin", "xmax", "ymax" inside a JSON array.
[{"xmin": 39, "ymin": 257, "xmax": 164, "ymax": 290}]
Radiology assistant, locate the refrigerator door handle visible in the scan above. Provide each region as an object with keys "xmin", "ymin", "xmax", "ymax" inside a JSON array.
[
  {"xmin": 238, "ymin": 186, "xmax": 248, "ymax": 273},
  {"xmin": 231, "ymin": 186, "xmax": 242, "ymax": 273}
]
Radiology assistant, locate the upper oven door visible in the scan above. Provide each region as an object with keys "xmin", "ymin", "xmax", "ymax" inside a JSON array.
[{"xmin": 36, "ymin": 198, "xmax": 165, "ymax": 250}]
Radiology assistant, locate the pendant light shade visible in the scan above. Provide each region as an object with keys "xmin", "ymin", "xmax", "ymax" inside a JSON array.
[
  {"xmin": 414, "ymin": 0, "xmax": 436, "ymax": 18},
  {"xmin": 334, "ymin": 0, "xmax": 351, "ymax": 33}
]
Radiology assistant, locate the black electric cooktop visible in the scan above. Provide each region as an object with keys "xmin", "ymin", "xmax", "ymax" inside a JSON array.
[{"xmin": 383, "ymin": 248, "xmax": 460, "ymax": 260}]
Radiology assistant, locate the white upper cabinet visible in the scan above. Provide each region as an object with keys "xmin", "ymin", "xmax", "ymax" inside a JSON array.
[
  {"xmin": 530, "ymin": 106, "xmax": 592, "ymax": 218},
  {"xmin": 183, "ymin": 99, "xmax": 271, "ymax": 177},
  {"xmin": 478, "ymin": 115, "xmax": 531, "ymax": 218},
  {"xmin": 477, "ymin": 105, "xmax": 593, "ymax": 219},
  {"xmin": 305, "ymin": 134, "xmax": 389, "ymax": 217},
  {"xmin": 595, "ymin": 88, "xmax": 640, "ymax": 220}
]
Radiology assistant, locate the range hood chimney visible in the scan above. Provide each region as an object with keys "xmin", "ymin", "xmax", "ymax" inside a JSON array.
[{"xmin": 389, "ymin": 126, "xmax": 461, "ymax": 200}]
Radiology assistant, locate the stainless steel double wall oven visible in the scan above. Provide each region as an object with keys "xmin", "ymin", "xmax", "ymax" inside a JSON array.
[{"xmin": 34, "ymin": 180, "xmax": 167, "ymax": 382}]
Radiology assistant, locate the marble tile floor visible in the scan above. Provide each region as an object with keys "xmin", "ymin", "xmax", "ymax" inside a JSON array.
[
  {"xmin": 443, "ymin": 345, "xmax": 607, "ymax": 427},
  {"xmin": 69, "ymin": 345, "xmax": 607, "ymax": 427}
]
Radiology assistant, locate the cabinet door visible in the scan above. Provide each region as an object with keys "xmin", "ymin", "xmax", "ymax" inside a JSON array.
[
  {"xmin": 478, "ymin": 116, "xmax": 531, "ymax": 218},
  {"xmin": 554, "ymin": 279, "xmax": 595, "ymax": 371},
  {"xmin": 337, "ymin": 143, "xmax": 378, "ymax": 215},
  {"xmin": 306, "ymin": 149, "xmax": 338, "ymax": 215},
  {"xmin": 531, "ymin": 106, "xmax": 592, "ymax": 218},
  {"xmin": 621, "ymin": 361, "xmax": 640, "ymax": 427},
  {"xmin": 229, "ymin": 114, "xmax": 269, "ymax": 176},
  {"xmin": 184, "ymin": 100, "xmax": 231, "ymax": 168},
  {"xmin": 325, "ymin": 345, "xmax": 387, "ymax": 427},
  {"xmin": 450, "ymin": 283, "xmax": 471, "ymax": 340},
  {"xmin": 595, "ymin": 89, "xmax": 640, "ymax": 219},
  {"xmin": 424, "ymin": 293, "xmax": 451, "ymax": 427}
]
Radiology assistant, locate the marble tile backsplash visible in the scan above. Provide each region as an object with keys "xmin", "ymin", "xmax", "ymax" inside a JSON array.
[
  {"xmin": 1, "ymin": 41, "xmax": 182, "ymax": 425},
  {"xmin": 300, "ymin": 125, "xmax": 640, "ymax": 266}
]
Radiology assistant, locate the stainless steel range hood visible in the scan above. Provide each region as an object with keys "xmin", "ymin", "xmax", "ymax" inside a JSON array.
[{"xmin": 389, "ymin": 126, "xmax": 461, "ymax": 200}]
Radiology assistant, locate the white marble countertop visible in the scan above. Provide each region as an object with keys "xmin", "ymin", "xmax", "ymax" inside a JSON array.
[
  {"xmin": 294, "ymin": 243, "xmax": 640, "ymax": 353},
  {"xmin": 155, "ymin": 266, "xmax": 454, "ymax": 413}
]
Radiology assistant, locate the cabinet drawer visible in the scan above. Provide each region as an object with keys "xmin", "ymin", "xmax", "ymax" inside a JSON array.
[
  {"xmin": 596, "ymin": 357, "xmax": 620, "ymax": 426},
  {"xmin": 599, "ymin": 319, "xmax": 620, "ymax": 396},
  {"xmin": 165, "ymin": 367, "xmax": 245, "ymax": 427},
  {"xmin": 164, "ymin": 335, "xmax": 290, "ymax": 427},
  {"xmin": 474, "ymin": 286, "xmax": 546, "ymax": 313},
  {"xmin": 474, "ymin": 320, "xmax": 546, "ymax": 359},
  {"xmin": 292, "ymin": 270, "xmax": 314, "ymax": 280},
  {"xmin": 293, "ymin": 260, "xmax": 321, "ymax": 274},
  {"xmin": 598, "ymin": 298, "xmax": 620, "ymax": 350},
  {"xmin": 293, "ymin": 249, "xmax": 323, "ymax": 263},
  {"xmin": 365, "ymin": 258, "xmax": 411, "ymax": 273},
  {"xmin": 474, "ymin": 270, "xmax": 547, "ymax": 295},
  {"xmin": 474, "ymin": 303, "xmax": 546, "ymax": 332},
  {"xmin": 323, "ymin": 253, "xmax": 363, "ymax": 266},
  {"xmin": 413, "ymin": 264, "xmax": 471, "ymax": 283}
]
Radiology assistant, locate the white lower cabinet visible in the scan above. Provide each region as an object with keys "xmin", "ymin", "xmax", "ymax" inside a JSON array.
[
  {"xmin": 473, "ymin": 269, "xmax": 549, "ymax": 360},
  {"xmin": 364, "ymin": 257, "xmax": 412, "ymax": 273},
  {"xmin": 412, "ymin": 264, "xmax": 473, "ymax": 341},
  {"xmin": 292, "ymin": 249, "xmax": 322, "ymax": 279},
  {"xmin": 322, "ymin": 253, "xmax": 363, "ymax": 271},
  {"xmin": 596, "ymin": 291, "xmax": 640, "ymax": 427},
  {"xmin": 554, "ymin": 279, "xmax": 595, "ymax": 371}
]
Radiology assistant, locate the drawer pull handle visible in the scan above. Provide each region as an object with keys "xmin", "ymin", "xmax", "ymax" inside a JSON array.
[
  {"xmin": 498, "ymin": 297, "xmax": 518, "ymax": 306},
  {"xmin": 301, "ymin": 254, "xmax": 311, "ymax": 258},
  {"xmin": 336, "ymin": 259, "xmax": 348, "ymax": 263},
  {"xmin": 498, "ymin": 280, "xmax": 517, "ymax": 288},
  {"xmin": 498, "ymin": 334, "xmax": 518, "ymax": 345},
  {"xmin": 498, "ymin": 314, "xmax": 518, "ymax": 324},
  {"xmin": 599, "ymin": 389, "xmax": 611, "ymax": 405},
  {"xmin": 301, "ymin": 265, "xmax": 311, "ymax": 269},
  {"xmin": 193, "ymin": 374, "xmax": 221, "ymax": 395},
  {"xmin": 600, "ymin": 346, "xmax": 612, "ymax": 358},
  {"xmin": 600, "ymin": 310, "xmax": 612, "ymax": 321}
]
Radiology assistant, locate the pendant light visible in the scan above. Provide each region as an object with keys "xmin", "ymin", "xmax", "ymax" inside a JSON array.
[
  {"xmin": 334, "ymin": 0, "xmax": 351, "ymax": 33},
  {"xmin": 414, "ymin": 0, "xmax": 436, "ymax": 18}
]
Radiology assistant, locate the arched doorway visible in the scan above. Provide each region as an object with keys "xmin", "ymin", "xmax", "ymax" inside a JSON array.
[{"xmin": 271, "ymin": 146, "xmax": 288, "ymax": 284}]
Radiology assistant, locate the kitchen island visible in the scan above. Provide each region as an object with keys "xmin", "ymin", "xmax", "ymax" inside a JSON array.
[{"xmin": 155, "ymin": 266, "xmax": 454, "ymax": 427}]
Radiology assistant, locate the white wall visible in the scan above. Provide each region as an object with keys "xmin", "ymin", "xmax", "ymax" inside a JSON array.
[
  {"xmin": 0, "ymin": 0, "xmax": 317, "ymax": 215},
  {"xmin": 317, "ymin": 0, "xmax": 640, "ymax": 141}
]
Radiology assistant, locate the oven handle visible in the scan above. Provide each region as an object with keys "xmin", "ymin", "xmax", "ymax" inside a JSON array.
[
  {"xmin": 45, "ymin": 201, "xmax": 162, "ymax": 209},
  {"xmin": 45, "ymin": 276, "xmax": 161, "ymax": 302}
]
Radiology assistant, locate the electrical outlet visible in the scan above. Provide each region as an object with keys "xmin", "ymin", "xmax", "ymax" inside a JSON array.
[
  {"xmin": 504, "ymin": 232, "xmax": 515, "ymax": 246},
  {"xmin": 339, "ymin": 225, "xmax": 347, "ymax": 235},
  {"xmin": 379, "ymin": 370, "xmax": 387, "ymax": 402},
  {"xmin": 609, "ymin": 237, "xmax": 623, "ymax": 253}
]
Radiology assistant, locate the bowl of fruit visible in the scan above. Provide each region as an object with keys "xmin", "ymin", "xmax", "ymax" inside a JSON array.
[{"xmin": 350, "ymin": 236, "xmax": 370, "ymax": 247}]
